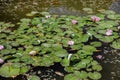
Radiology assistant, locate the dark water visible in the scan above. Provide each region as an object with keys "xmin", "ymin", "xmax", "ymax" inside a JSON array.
[
  {"xmin": 100, "ymin": 47, "xmax": 120, "ymax": 80},
  {"xmin": 0, "ymin": 0, "xmax": 120, "ymax": 80}
]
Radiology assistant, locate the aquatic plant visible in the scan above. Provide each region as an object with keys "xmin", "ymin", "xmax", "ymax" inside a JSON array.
[{"xmin": 0, "ymin": 11, "xmax": 120, "ymax": 80}]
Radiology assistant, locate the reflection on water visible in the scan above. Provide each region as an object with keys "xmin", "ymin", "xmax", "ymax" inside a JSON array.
[
  {"xmin": 101, "ymin": 47, "xmax": 120, "ymax": 80},
  {"xmin": 109, "ymin": 1, "xmax": 120, "ymax": 13}
]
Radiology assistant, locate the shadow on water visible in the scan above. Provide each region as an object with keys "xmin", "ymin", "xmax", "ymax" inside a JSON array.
[{"xmin": 0, "ymin": 0, "xmax": 120, "ymax": 80}]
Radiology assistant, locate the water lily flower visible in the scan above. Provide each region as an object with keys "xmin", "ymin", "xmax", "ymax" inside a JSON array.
[
  {"xmin": 71, "ymin": 20, "xmax": 78, "ymax": 24},
  {"xmin": 29, "ymin": 51, "xmax": 37, "ymax": 56},
  {"xmin": 45, "ymin": 15, "xmax": 51, "ymax": 18},
  {"xmin": 96, "ymin": 55, "xmax": 102, "ymax": 59},
  {"xmin": 118, "ymin": 26, "xmax": 120, "ymax": 30},
  {"xmin": 106, "ymin": 29, "xmax": 113, "ymax": 36},
  {"xmin": 91, "ymin": 16, "xmax": 101, "ymax": 22},
  {"xmin": 68, "ymin": 40, "xmax": 74, "ymax": 46},
  {"xmin": 0, "ymin": 45, "xmax": 4, "ymax": 50},
  {"xmin": 0, "ymin": 59, "xmax": 4, "ymax": 64}
]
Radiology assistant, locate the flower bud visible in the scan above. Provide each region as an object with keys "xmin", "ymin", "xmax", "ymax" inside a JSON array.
[
  {"xmin": 29, "ymin": 51, "xmax": 37, "ymax": 56},
  {"xmin": 0, "ymin": 59, "xmax": 4, "ymax": 64},
  {"xmin": 71, "ymin": 20, "xmax": 78, "ymax": 24},
  {"xmin": 106, "ymin": 29, "xmax": 113, "ymax": 36},
  {"xmin": 68, "ymin": 40, "xmax": 74, "ymax": 46},
  {"xmin": 0, "ymin": 45, "xmax": 4, "ymax": 50},
  {"xmin": 96, "ymin": 55, "xmax": 102, "ymax": 59},
  {"xmin": 45, "ymin": 15, "xmax": 51, "ymax": 18}
]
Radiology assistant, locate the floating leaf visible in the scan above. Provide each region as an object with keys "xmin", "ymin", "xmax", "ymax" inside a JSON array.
[
  {"xmin": 64, "ymin": 74, "xmax": 79, "ymax": 80},
  {"xmin": 101, "ymin": 10, "xmax": 116, "ymax": 14},
  {"xmin": 31, "ymin": 18, "xmax": 41, "ymax": 25},
  {"xmin": 28, "ymin": 75, "xmax": 40, "ymax": 80},
  {"xmin": 61, "ymin": 58, "xmax": 70, "ymax": 67},
  {"xmin": 82, "ymin": 45, "xmax": 96, "ymax": 53},
  {"xmin": 90, "ymin": 42, "xmax": 102, "ymax": 47},
  {"xmin": 83, "ymin": 8, "xmax": 93, "ymax": 14},
  {"xmin": 88, "ymin": 72, "xmax": 102, "ymax": 80},
  {"xmin": 92, "ymin": 64, "xmax": 102, "ymax": 71},
  {"xmin": 111, "ymin": 39, "xmax": 120, "ymax": 49},
  {"xmin": 79, "ymin": 71, "xmax": 88, "ymax": 79},
  {"xmin": 0, "ymin": 63, "xmax": 30, "ymax": 77}
]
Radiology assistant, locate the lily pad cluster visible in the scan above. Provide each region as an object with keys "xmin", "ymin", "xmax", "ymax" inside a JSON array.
[
  {"xmin": 0, "ymin": 11, "xmax": 120, "ymax": 80},
  {"xmin": 86, "ymin": 11, "xmax": 120, "ymax": 49}
]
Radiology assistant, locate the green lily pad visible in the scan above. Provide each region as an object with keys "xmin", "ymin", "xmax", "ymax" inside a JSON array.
[
  {"xmin": 82, "ymin": 45, "xmax": 96, "ymax": 53},
  {"xmin": 79, "ymin": 71, "xmax": 88, "ymax": 79},
  {"xmin": 0, "ymin": 63, "xmax": 30, "ymax": 77},
  {"xmin": 101, "ymin": 10, "xmax": 116, "ymax": 14},
  {"xmin": 111, "ymin": 39, "xmax": 120, "ymax": 49},
  {"xmin": 88, "ymin": 72, "xmax": 102, "ymax": 80},
  {"xmin": 61, "ymin": 58, "xmax": 70, "ymax": 67},
  {"xmin": 92, "ymin": 64, "xmax": 102, "ymax": 71},
  {"xmin": 64, "ymin": 74, "xmax": 79, "ymax": 80},
  {"xmin": 90, "ymin": 42, "xmax": 102, "ymax": 47},
  {"xmin": 28, "ymin": 75, "xmax": 40, "ymax": 80},
  {"xmin": 31, "ymin": 18, "xmax": 41, "ymax": 25},
  {"xmin": 91, "ymin": 61, "xmax": 99, "ymax": 65}
]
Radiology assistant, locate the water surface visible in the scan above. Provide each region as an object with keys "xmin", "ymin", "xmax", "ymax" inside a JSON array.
[{"xmin": 0, "ymin": 0, "xmax": 118, "ymax": 22}]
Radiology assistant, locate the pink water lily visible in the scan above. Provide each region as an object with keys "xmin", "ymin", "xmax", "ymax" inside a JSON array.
[
  {"xmin": 29, "ymin": 51, "xmax": 37, "ymax": 56},
  {"xmin": 0, "ymin": 59, "xmax": 4, "ymax": 64},
  {"xmin": 71, "ymin": 20, "xmax": 78, "ymax": 24},
  {"xmin": 91, "ymin": 16, "xmax": 101, "ymax": 22},
  {"xmin": 45, "ymin": 15, "xmax": 51, "ymax": 18},
  {"xmin": 96, "ymin": 55, "xmax": 102, "ymax": 59},
  {"xmin": 68, "ymin": 40, "xmax": 74, "ymax": 46},
  {"xmin": 106, "ymin": 29, "xmax": 113, "ymax": 36},
  {"xmin": 0, "ymin": 45, "xmax": 4, "ymax": 50}
]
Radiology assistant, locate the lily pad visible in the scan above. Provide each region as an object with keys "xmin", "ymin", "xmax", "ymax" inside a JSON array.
[
  {"xmin": 90, "ymin": 42, "xmax": 102, "ymax": 47},
  {"xmin": 28, "ymin": 75, "xmax": 40, "ymax": 80},
  {"xmin": 111, "ymin": 39, "xmax": 120, "ymax": 49},
  {"xmin": 0, "ymin": 63, "xmax": 30, "ymax": 77},
  {"xmin": 88, "ymin": 72, "xmax": 102, "ymax": 80},
  {"xmin": 64, "ymin": 74, "xmax": 79, "ymax": 80}
]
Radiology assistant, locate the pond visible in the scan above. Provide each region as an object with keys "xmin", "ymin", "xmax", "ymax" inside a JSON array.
[{"xmin": 0, "ymin": 0, "xmax": 120, "ymax": 80}]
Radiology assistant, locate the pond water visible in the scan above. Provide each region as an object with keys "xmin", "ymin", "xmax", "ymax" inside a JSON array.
[
  {"xmin": 0, "ymin": 0, "xmax": 120, "ymax": 22},
  {"xmin": 0, "ymin": 0, "xmax": 120, "ymax": 80}
]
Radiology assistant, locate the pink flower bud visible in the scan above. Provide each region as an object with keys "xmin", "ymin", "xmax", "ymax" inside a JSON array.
[
  {"xmin": 0, "ymin": 59, "xmax": 4, "ymax": 64},
  {"xmin": 45, "ymin": 15, "xmax": 51, "ymax": 18},
  {"xmin": 29, "ymin": 51, "xmax": 37, "ymax": 56},
  {"xmin": 68, "ymin": 40, "xmax": 74, "ymax": 46},
  {"xmin": 96, "ymin": 55, "xmax": 102, "ymax": 59},
  {"xmin": 0, "ymin": 45, "xmax": 4, "ymax": 50},
  {"xmin": 91, "ymin": 16, "xmax": 101, "ymax": 22},
  {"xmin": 118, "ymin": 26, "xmax": 120, "ymax": 30},
  {"xmin": 106, "ymin": 29, "xmax": 113, "ymax": 36},
  {"xmin": 71, "ymin": 20, "xmax": 78, "ymax": 24}
]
